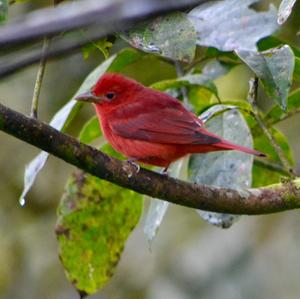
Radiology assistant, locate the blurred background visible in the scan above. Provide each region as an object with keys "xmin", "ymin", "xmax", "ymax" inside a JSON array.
[{"xmin": 1, "ymin": 1, "xmax": 300, "ymax": 298}]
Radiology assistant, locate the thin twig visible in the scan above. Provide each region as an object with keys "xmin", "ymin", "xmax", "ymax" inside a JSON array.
[
  {"xmin": 0, "ymin": 102, "xmax": 300, "ymax": 215},
  {"xmin": 175, "ymin": 61, "xmax": 190, "ymax": 108},
  {"xmin": 30, "ymin": 0, "xmax": 61, "ymax": 118},
  {"xmin": 214, "ymin": 92, "xmax": 222, "ymax": 104},
  {"xmin": 30, "ymin": 38, "xmax": 50, "ymax": 118},
  {"xmin": 254, "ymin": 158, "xmax": 295, "ymax": 176},
  {"xmin": 248, "ymin": 78, "xmax": 296, "ymax": 177},
  {"xmin": 268, "ymin": 108, "xmax": 300, "ymax": 126}
]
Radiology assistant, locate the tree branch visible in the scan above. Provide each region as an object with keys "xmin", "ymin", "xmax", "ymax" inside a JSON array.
[
  {"xmin": 0, "ymin": 0, "xmax": 210, "ymax": 46},
  {"xmin": 0, "ymin": 102, "xmax": 300, "ymax": 215},
  {"xmin": 0, "ymin": 0, "xmax": 211, "ymax": 78}
]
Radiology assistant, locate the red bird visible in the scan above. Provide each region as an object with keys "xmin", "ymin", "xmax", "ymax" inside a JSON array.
[{"xmin": 76, "ymin": 73, "xmax": 264, "ymax": 171}]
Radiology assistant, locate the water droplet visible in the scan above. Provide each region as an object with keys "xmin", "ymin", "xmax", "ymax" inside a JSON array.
[
  {"xmin": 145, "ymin": 43, "xmax": 161, "ymax": 53},
  {"xmin": 19, "ymin": 197, "xmax": 26, "ymax": 207}
]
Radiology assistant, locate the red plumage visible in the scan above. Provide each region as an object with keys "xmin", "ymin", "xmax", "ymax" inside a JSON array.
[{"xmin": 76, "ymin": 73, "xmax": 265, "ymax": 169}]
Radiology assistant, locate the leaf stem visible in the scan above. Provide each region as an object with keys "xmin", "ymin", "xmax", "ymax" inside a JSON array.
[
  {"xmin": 175, "ymin": 61, "xmax": 190, "ymax": 108},
  {"xmin": 30, "ymin": 37, "xmax": 50, "ymax": 119},
  {"xmin": 248, "ymin": 77, "xmax": 295, "ymax": 177},
  {"xmin": 268, "ymin": 108, "xmax": 300, "ymax": 126},
  {"xmin": 254, "ymin": 158, "xmax": 296, "ymax": 176}
]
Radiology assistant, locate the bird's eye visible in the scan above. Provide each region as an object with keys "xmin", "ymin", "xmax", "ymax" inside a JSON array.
[{"xmin": 106, "ymin": 92, "xmax": 115, "ymax": 100}]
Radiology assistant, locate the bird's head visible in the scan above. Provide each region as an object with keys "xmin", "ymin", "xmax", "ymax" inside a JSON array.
[{"xmin": 75, "ymin": 73, "xmax": 142, "ymax": 109}]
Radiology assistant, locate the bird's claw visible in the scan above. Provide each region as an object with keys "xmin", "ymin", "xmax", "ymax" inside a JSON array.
[
  {"xmin": 127, "ymin": 158, "xmax": 140, "ymax": 173},
  {"xmin": 160, "ymin": 167, "xmax": 169, "ymax": 176}
]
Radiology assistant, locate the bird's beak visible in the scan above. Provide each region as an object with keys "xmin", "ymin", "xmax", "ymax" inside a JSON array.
[{"xmin": 75, "ymin": 90, "xmax": 104, "ymax": 104}]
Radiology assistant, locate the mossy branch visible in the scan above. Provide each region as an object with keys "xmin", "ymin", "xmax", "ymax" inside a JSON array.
[{"xmin": 0, "ymin": 102, "xmax": 300, "ymax": 215}]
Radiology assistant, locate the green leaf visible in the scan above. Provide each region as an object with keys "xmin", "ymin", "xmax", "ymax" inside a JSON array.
[
  {"xmin": 252, "ymin": 128, "xmax": 294, "ymax": 187},
  {"xmin": 153, "ymin": 59, "xmax": 236, "ymax": 109},
  {"xmin": 143, "ymin": 157, "xmax": 188, "ymax": 243},
  {"xmin": 278, "ymin": 0, "xmax": 297, "ymax": 24},
  {"xmin": 258, "ymin": 36, "xmax": 300, "ymax": 56},
  {"xmin": 56, "ymin": 141, "xmax": 141, "ymax": 295},
  {"xmin": 152, "ymin": 60, "xmax": 235, "ymax": 112},
  {"xmin": 219, "ymin": 100, "xmax": 253, "ymax": 113},
  {"xmin": 82, "ymin": 38, "xmax": 113, "ymax": 60},
  {"xmin": 121, "ymin": 12, "xmax": 196, "ymax": 63},
  {"xmin": 294, "ymin": 56, "xmax": 300, "ymax": 82},
  {"xmin": 0, "ymin": 0, "xmax": 8, "ymax": 23},
  {"xmin": 264, "ymin": 87, "xmax": 300, "ymax": 126},
  {"xmin": 237, "ymin": 45, "xmax": 295, "ymax": 110},
  {"xmin": 205, "ymin": 47, "xmax": 239, "ymax": 61},
  {"xmin": 189, "ymin": 60, "xmax": 236, "ymax": 112},
  {"xmin": 188, "ymin": 87, "xmax": 214, "ymax": 114},
  {"xmin": 192, "ymin": 99, "xmax": 255, "ymax": 129},
  {"xmin": 152, "ymin": 74, "xmax": 218, "ymax": 96},
  {"xmin": 188, "ymin": 0, "xmax": 278, "ymax": 52},
  {"xmin": 78, "ymin": 116, "xmax": 102, "ymax": 144},
  {"xmin": 189, "ymin": 105, "xmax": 254, "ymax": 228},
  {"xmin": 56, "ymin": 171, "xmax": 143, "ymax": 295},
  {"xmin": 19, "ymin": 48, "xmax": 144, "ymax": 205}
]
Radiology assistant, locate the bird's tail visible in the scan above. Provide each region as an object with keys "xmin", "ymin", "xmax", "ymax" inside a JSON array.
[{"xmin": 215, "ymin": 140, "xmax": 266, "ymax": 157}]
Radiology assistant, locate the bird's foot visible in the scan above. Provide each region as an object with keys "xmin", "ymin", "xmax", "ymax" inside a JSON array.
[
  {"xmin": 126, "ymin": 158, "xmax": 140, "ymax": 173},
  {"xmin": 160, "ymin": 167, "xmax": 169, "ymax": 176}
]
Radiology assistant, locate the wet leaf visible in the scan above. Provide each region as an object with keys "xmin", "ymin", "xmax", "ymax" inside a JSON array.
[
  {"xmin": 278, "ymin": 0, "xmax": 297, "ymax": 24},
  {"xmin": 257, "ymin": 36, "xmax": 300, "ymax": 88},
  {"xmin": 189, "ymin": 105, "xmax": 254, "ymax": 228},
  {"xmin": 143, "ymin": 158, "xmax": 188, "ymax": 243},
  {"xmin": 19, "ymin": 48, "xmax": 144, "ymax": 205},
  {"xmin": 56, "ymin": 171, "xmax": 143, "ymax": 295},
  {"xmin": 188, "ymin": 0, "xmax": 278, "ymax": 52},
  {"xmin": 143, "ymin": 199, "xmax": 169, "ymax": 243},
  {"xmin": 121, "ymin": 12, "xmax": 196, "ymax": 63},
  {"xmin": 143, "ymin": 106, "xmax": 241, "ymax": 239},
  {"xmin": 237, "ymin": 45, "xmax": 295, "ymax": 110}
]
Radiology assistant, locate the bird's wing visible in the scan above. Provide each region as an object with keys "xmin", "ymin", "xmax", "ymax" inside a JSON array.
[{"xmin": 109, "ymin": 95, "xmax": 220, "ymax": 145}]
